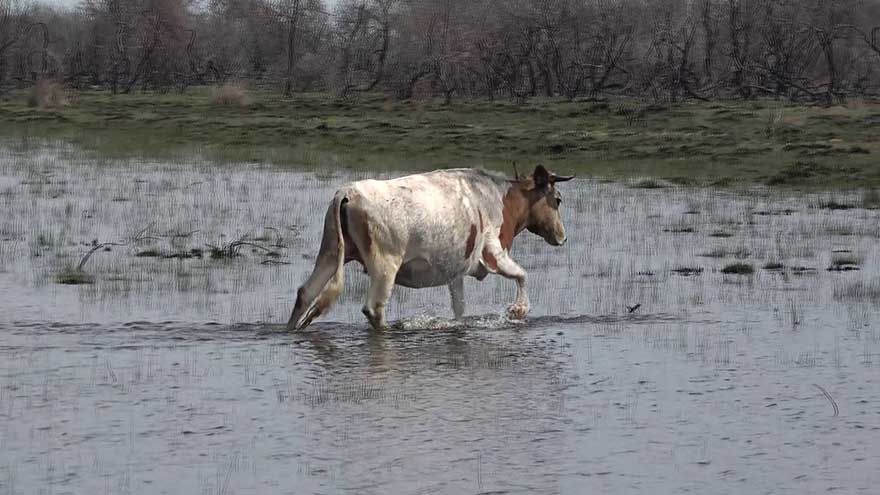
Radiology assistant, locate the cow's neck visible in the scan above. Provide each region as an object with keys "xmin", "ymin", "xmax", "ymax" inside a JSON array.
[{"xmin": 499, "ymin": 185, "xmax": 531, "ymax": 251}]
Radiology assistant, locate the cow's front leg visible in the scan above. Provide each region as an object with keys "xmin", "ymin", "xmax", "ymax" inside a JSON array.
[
  {"xmin": 448, "ymin": 276, "xmax": 465, "ymax": 319},
  {"xmin": 362, "ymin": 256, "xmax": 401, "ymax": 330},
  {"xmin": 490, "ymin": 250, "xmax": 529, "ymax": 320}
]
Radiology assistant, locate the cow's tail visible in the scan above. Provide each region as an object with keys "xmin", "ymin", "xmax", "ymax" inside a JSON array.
[{"xmin": 287, "ymin": 190, "xmax": 347, "ymax": 330}]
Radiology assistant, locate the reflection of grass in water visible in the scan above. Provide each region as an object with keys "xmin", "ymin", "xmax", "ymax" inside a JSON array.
[
  {"xmin": 663, "ymin": 218, "xmax": 698, "ymax": 234},
  {"xmin": 2, "ymin": 91, "xmax": 879, "ymax": 187},
  {"xmin": 834, "ymin": 280, "xmax": 880, "ymax": 302}
]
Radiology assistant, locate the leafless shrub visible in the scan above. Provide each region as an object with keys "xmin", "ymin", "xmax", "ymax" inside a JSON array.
[
  {"xmin": 56, "ymin": 226, "xmax": 155, "ymax": 285},
  {"xmin": 210, "ymin": 83, "xmax": 251, "ymax": 107},
  {"xmin": 4, "ymin": 0, "xmax": 880, "ymax": 101},
  {"xmin": 764, "ymin": 108, "xmax": 785, "ymax": 136},
  {"xmin": 26, "ymin": 81, "xmax": 69, "ymax": 109}
]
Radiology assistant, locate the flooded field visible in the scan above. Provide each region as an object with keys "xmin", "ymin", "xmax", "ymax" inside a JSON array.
[{"xmin": 1, "ymin": 142, "xmax": 879, "ymax": 494}]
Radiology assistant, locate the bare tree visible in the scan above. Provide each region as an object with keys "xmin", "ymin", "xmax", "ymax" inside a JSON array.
[
  {"xmin": 334, "ymin": 0, "xmax": 395, "ymax": 96},
  {"xmin": 0, "ymin": 0, "xmax": 32, "ymax": 85},
  {"xmin": 7, "ymin": 0, "xmax": 880, "ymax": 100}
]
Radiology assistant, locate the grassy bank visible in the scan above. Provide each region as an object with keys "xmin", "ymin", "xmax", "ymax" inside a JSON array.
[{"xmin": 1, "ymin": 89, "xmax": 879, "ymax": 187}]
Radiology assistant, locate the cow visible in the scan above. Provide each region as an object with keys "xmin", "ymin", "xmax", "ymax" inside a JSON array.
[{"xmin": 287, "ymin": 164, "xmax": 574, "ymax": 331}]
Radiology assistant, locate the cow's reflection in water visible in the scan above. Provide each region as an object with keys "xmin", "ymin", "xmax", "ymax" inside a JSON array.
[{"xmin": 290, "ymin": 316, "xmax": 552, "ymax": 381}]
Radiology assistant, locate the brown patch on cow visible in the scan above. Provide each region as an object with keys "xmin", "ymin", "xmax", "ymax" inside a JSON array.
[
  {"xmin": 499, "ymin": 186, "xmax": 530, "ymax": 251},
  {"xmin": 482, "ymin": 247, "xmax": 498, "ymax": 271},
  {"xmin": 465, "ymin": 224, "xmax": 478, "ymax": 259}
]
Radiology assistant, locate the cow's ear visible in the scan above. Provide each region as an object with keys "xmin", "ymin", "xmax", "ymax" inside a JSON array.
[{"xmin": 533, "ymin": 165, "xmax": 551, "ymax": 190}]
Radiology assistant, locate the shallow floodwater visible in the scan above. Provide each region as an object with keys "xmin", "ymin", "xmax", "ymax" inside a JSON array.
[{"xmin": 1, "ymin": 143, "xmax": 879, "ymax": 494}]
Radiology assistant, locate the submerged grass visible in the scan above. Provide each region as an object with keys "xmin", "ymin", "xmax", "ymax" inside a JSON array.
[
  {"xmin": 1, "ymin": 90, "xmax": 878, "ymax": 187},
  {"xmin": 835, "ymin": 279, "xmax": 880, "ymax": 302}
]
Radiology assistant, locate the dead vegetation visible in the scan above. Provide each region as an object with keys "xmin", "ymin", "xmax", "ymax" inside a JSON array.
[
  {"xmin": 210, "ymin": 83, "xmax": 251, "ymax": 107},
  {"xmin": 206, "ymin": 236, "xmax": 278, "ymax": 259},
  {"xmin": 26, "ymin": 81, "xmax": 69, "ymax": 109},
  {"xmin": 56, "ymin": 226, "xmax": 154, "ymax": 285}
]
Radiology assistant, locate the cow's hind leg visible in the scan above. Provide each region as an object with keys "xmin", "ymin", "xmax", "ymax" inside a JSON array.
[
  {"xmin": 362, "ymin": 255, "xmax": 401, "ymax": 330},
  {"xmin": 448, "ymin": 276, "xmax": 464, "ymax": 319}
]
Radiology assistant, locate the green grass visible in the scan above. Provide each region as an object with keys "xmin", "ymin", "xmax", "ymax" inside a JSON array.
[{"xmin": 2, "ymin": 89, "xmax": 879, "ymax": 187}]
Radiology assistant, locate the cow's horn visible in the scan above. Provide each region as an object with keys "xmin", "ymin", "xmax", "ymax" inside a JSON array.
[
  {"xmin": 512, "ymin": 162, "xmax": 521, "ymax": 181},
  {"xmin": 552, "ymin": 174, "xmax": 575, "ymax": 182}
]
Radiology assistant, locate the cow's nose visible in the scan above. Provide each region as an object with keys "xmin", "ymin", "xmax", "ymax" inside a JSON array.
[{"xmin": 558, "ymin": 237, "xmax": 567, "ymax": 246}]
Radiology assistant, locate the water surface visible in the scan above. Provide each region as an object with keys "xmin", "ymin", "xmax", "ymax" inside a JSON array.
[{"xmin": 1, "ymin": 144, "xmax": 878, "ymax": 494}]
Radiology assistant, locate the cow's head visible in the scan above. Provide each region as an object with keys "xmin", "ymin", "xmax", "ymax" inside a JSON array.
[{"xmin": 514, "ymin": 164, "xmax": 574, "ymax": 247}]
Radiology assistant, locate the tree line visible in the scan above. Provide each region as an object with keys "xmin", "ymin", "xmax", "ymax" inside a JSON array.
[{"xmin": 3, "ymin": 0, "xmax": 880, "ymax": 102}]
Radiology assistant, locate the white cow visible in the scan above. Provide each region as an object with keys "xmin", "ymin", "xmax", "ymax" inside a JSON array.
[{"xmin": 287, "ymin": 165, "xmax": 573, "ymax": 330}]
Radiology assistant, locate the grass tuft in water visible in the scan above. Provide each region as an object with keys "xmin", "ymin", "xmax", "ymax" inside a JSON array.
[
  {"xmin": 56, "ymin": 265, "xmax": 94, "ymax": 285},
  {"xmin": 829, "ymin": 254, "xmax": 861, "ymax": 271},
  {"xmin": 632, "ymin": 179, "xmax": 666, "ymax": 189},
  {"xmin": 721, "ymin": 263, "xmax": 754, "ymax": 275},
  {"xmin": 700, "ymin": 246, "xmax": 750, "ymax": 259},
  {"xmin": 135, "ymin": 249, "xmax": 162, "ymax": 257},
  {"xmin": 671, "ymin": 267, "xmax": 703, "ymax": 276},
  {"xmin": 816, "ymin": 199, "xmax": 856, "ymax": 210}
]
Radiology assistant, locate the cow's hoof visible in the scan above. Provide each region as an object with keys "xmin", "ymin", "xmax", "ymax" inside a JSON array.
[
  {"xmin": 506, "ymin": 303, "xmax": 529, "ymax": 320},
  {"xmin": 362, "ymin": 306, "xmax": 388, "ymax": 330}
]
